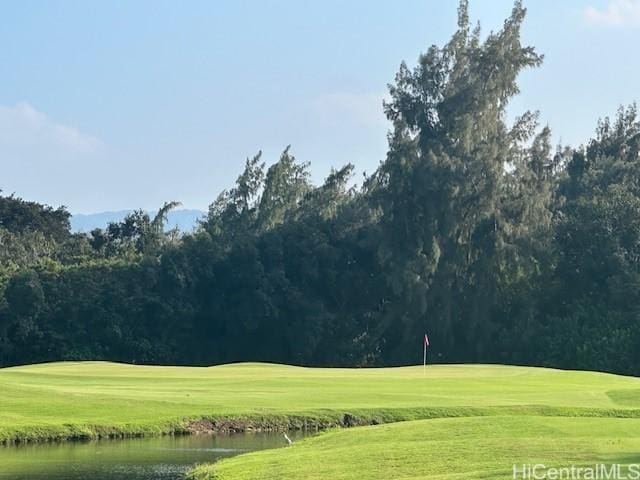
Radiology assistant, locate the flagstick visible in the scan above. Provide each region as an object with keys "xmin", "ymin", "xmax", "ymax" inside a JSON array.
[{"xmin": 423, "ymin": 340, "xmax": 427, "ymax": 374}]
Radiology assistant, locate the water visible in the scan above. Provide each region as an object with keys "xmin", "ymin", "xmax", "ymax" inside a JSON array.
[{"xmin": 0, "ymin": 432, "xmax": 306, "ymax": 480}]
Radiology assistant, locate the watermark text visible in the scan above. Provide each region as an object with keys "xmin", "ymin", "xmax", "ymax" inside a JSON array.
[{"xmin": 513, "ymin": 464, "xmax": 640, "ymax": 480}]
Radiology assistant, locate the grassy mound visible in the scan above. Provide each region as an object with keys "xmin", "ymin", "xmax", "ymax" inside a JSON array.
[
  {"xmin": 1, "ymin": 361, "xmax": 640, "ymax": 444},
  {"xmin": 188, "ymin": 416, "xmax": 640, "ymax": 480}
]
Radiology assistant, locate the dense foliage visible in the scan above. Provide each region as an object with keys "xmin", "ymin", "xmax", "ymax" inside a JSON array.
[{"xmin": 2, "ymin": 1, "xmax": 640, "ymax": 373}]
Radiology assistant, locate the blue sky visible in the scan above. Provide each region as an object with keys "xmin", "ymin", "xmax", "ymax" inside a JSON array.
[{"xmin": 1, "ymin": 0, "xmax": 638, "ymax": 213}]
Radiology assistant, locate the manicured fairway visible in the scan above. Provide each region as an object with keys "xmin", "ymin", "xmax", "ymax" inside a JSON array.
[
  {"xmin": 1, "ymin": 361, "xmax": 640, "ymax": 444},
  {"xmin": 189, "ymin": 416, "xmax": 640, "ymax": 480}
]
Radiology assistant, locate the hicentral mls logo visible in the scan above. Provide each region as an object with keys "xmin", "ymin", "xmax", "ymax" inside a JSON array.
[{"xmin": 513, "ymin": 464, "xmax": 640, "ymax": 480}]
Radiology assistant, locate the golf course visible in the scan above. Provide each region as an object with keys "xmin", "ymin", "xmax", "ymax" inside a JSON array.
[
  {"xmin": 3, "ymin": 0, "xmax": 640, "ymax": 477},
  {"xmin": 3, "ymin": 362, "xmax": 640, "ymax": 479}
]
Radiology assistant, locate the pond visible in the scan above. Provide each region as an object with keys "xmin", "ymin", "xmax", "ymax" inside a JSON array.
[{"xmin": 0, "ymin": 431, "xmax": 306, "ymax": 480}]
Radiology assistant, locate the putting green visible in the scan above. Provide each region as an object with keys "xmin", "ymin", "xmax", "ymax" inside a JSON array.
[{"xmin": 1, "ymin": 361, "xmax": 639, "ymax": 444}]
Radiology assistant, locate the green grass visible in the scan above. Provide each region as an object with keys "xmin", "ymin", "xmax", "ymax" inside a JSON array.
[
  {"xmin": 3, "ymin": 361, "xmax": 640, "ymax": 478},
  {"xmin": 189, "ymin": 416, "xmax": 640, "ymax": 480},
  {"xmin": 1, "ymin": 361, "xmax": 640, "ymax": 444}
]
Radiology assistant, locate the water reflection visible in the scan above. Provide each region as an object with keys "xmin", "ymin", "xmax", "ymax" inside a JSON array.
[{"xmin": 0, "ymin": 431, "xmax": 306, "ymax": 480}]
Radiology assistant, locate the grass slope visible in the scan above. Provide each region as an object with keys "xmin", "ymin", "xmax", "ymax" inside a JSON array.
[
  {"xmin": 2, "ymin": 361, "xmax": 640, "ymax": 445},
  {"xmin": 189, "ymin": 416, "xmax": 640, "ymax": 480}
]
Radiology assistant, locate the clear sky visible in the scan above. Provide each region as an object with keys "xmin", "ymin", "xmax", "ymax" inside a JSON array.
[{"xmin": 1, "ymin": 0, "xmax": 638, "ymax": 213}]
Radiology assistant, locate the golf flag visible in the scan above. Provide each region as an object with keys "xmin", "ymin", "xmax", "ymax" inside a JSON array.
[{"xmin": 424, "ymin": 333, "xmax": 430, "ymax": 347}]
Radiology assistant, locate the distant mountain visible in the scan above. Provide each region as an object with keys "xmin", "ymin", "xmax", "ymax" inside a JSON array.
[{"xmin": 70, "ymin": 209, "xmax": 206, "ymax": 233}]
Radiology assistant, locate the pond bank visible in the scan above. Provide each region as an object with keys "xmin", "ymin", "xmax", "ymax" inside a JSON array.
[{"xmin": 5, "ymin": 404, "xmax": 640, "ymax": 446}]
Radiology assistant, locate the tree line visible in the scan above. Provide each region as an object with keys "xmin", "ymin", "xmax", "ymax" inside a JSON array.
[{"xmin": 2, "ymin": 1, "xmax": 640, "ymax": 374}]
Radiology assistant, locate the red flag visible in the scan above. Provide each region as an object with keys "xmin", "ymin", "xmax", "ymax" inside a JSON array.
[{"xmin": 424, "ymin": 333, "xmax": 430, "ymax": 347}]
